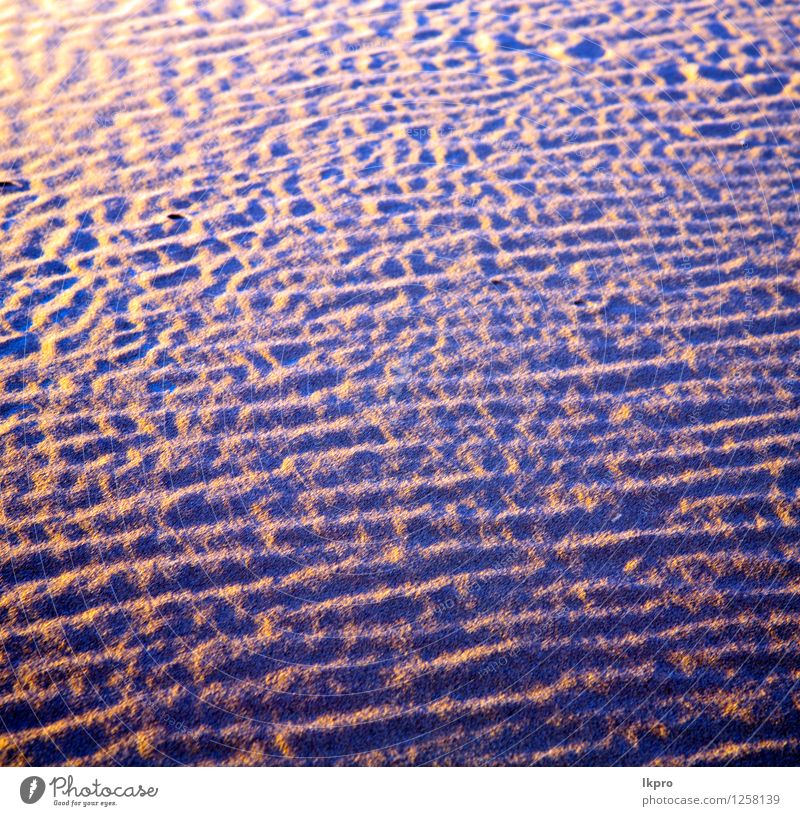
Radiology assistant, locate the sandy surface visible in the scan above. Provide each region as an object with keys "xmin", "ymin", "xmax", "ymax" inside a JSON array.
[{"xmin": 1, "ymin": 0, "xmax": 799, "ymax": 765}]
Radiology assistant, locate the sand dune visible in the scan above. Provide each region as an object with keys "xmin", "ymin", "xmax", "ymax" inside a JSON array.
[{"xmin": 1, "ymin": 0, "xmax": 799, "ymax": 765}]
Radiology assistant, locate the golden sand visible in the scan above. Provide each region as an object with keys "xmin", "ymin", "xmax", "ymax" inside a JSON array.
[{"xmin": 0, "ymin": 0, "xmax": 799, "ymax": 765}]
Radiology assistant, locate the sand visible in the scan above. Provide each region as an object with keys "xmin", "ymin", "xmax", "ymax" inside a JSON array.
[{"xmin": 1, "ymin": 0, "xmax": 799, "ymax": 765}]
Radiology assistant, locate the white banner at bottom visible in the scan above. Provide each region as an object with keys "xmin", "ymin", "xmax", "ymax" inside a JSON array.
[{"xmin": 1, "ymin": 766, "xmax": 797, "ymax": 816}]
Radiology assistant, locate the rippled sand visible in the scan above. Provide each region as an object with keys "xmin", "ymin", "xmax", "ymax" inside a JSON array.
[{"xmin": 1, "ymin": 0, "xmax": 799, "ymax": 765}]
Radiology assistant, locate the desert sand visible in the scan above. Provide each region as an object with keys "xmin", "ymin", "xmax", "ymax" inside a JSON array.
[{"xmin": 1, "ymin": 0, "xmax": 799, "ymax": 765}]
